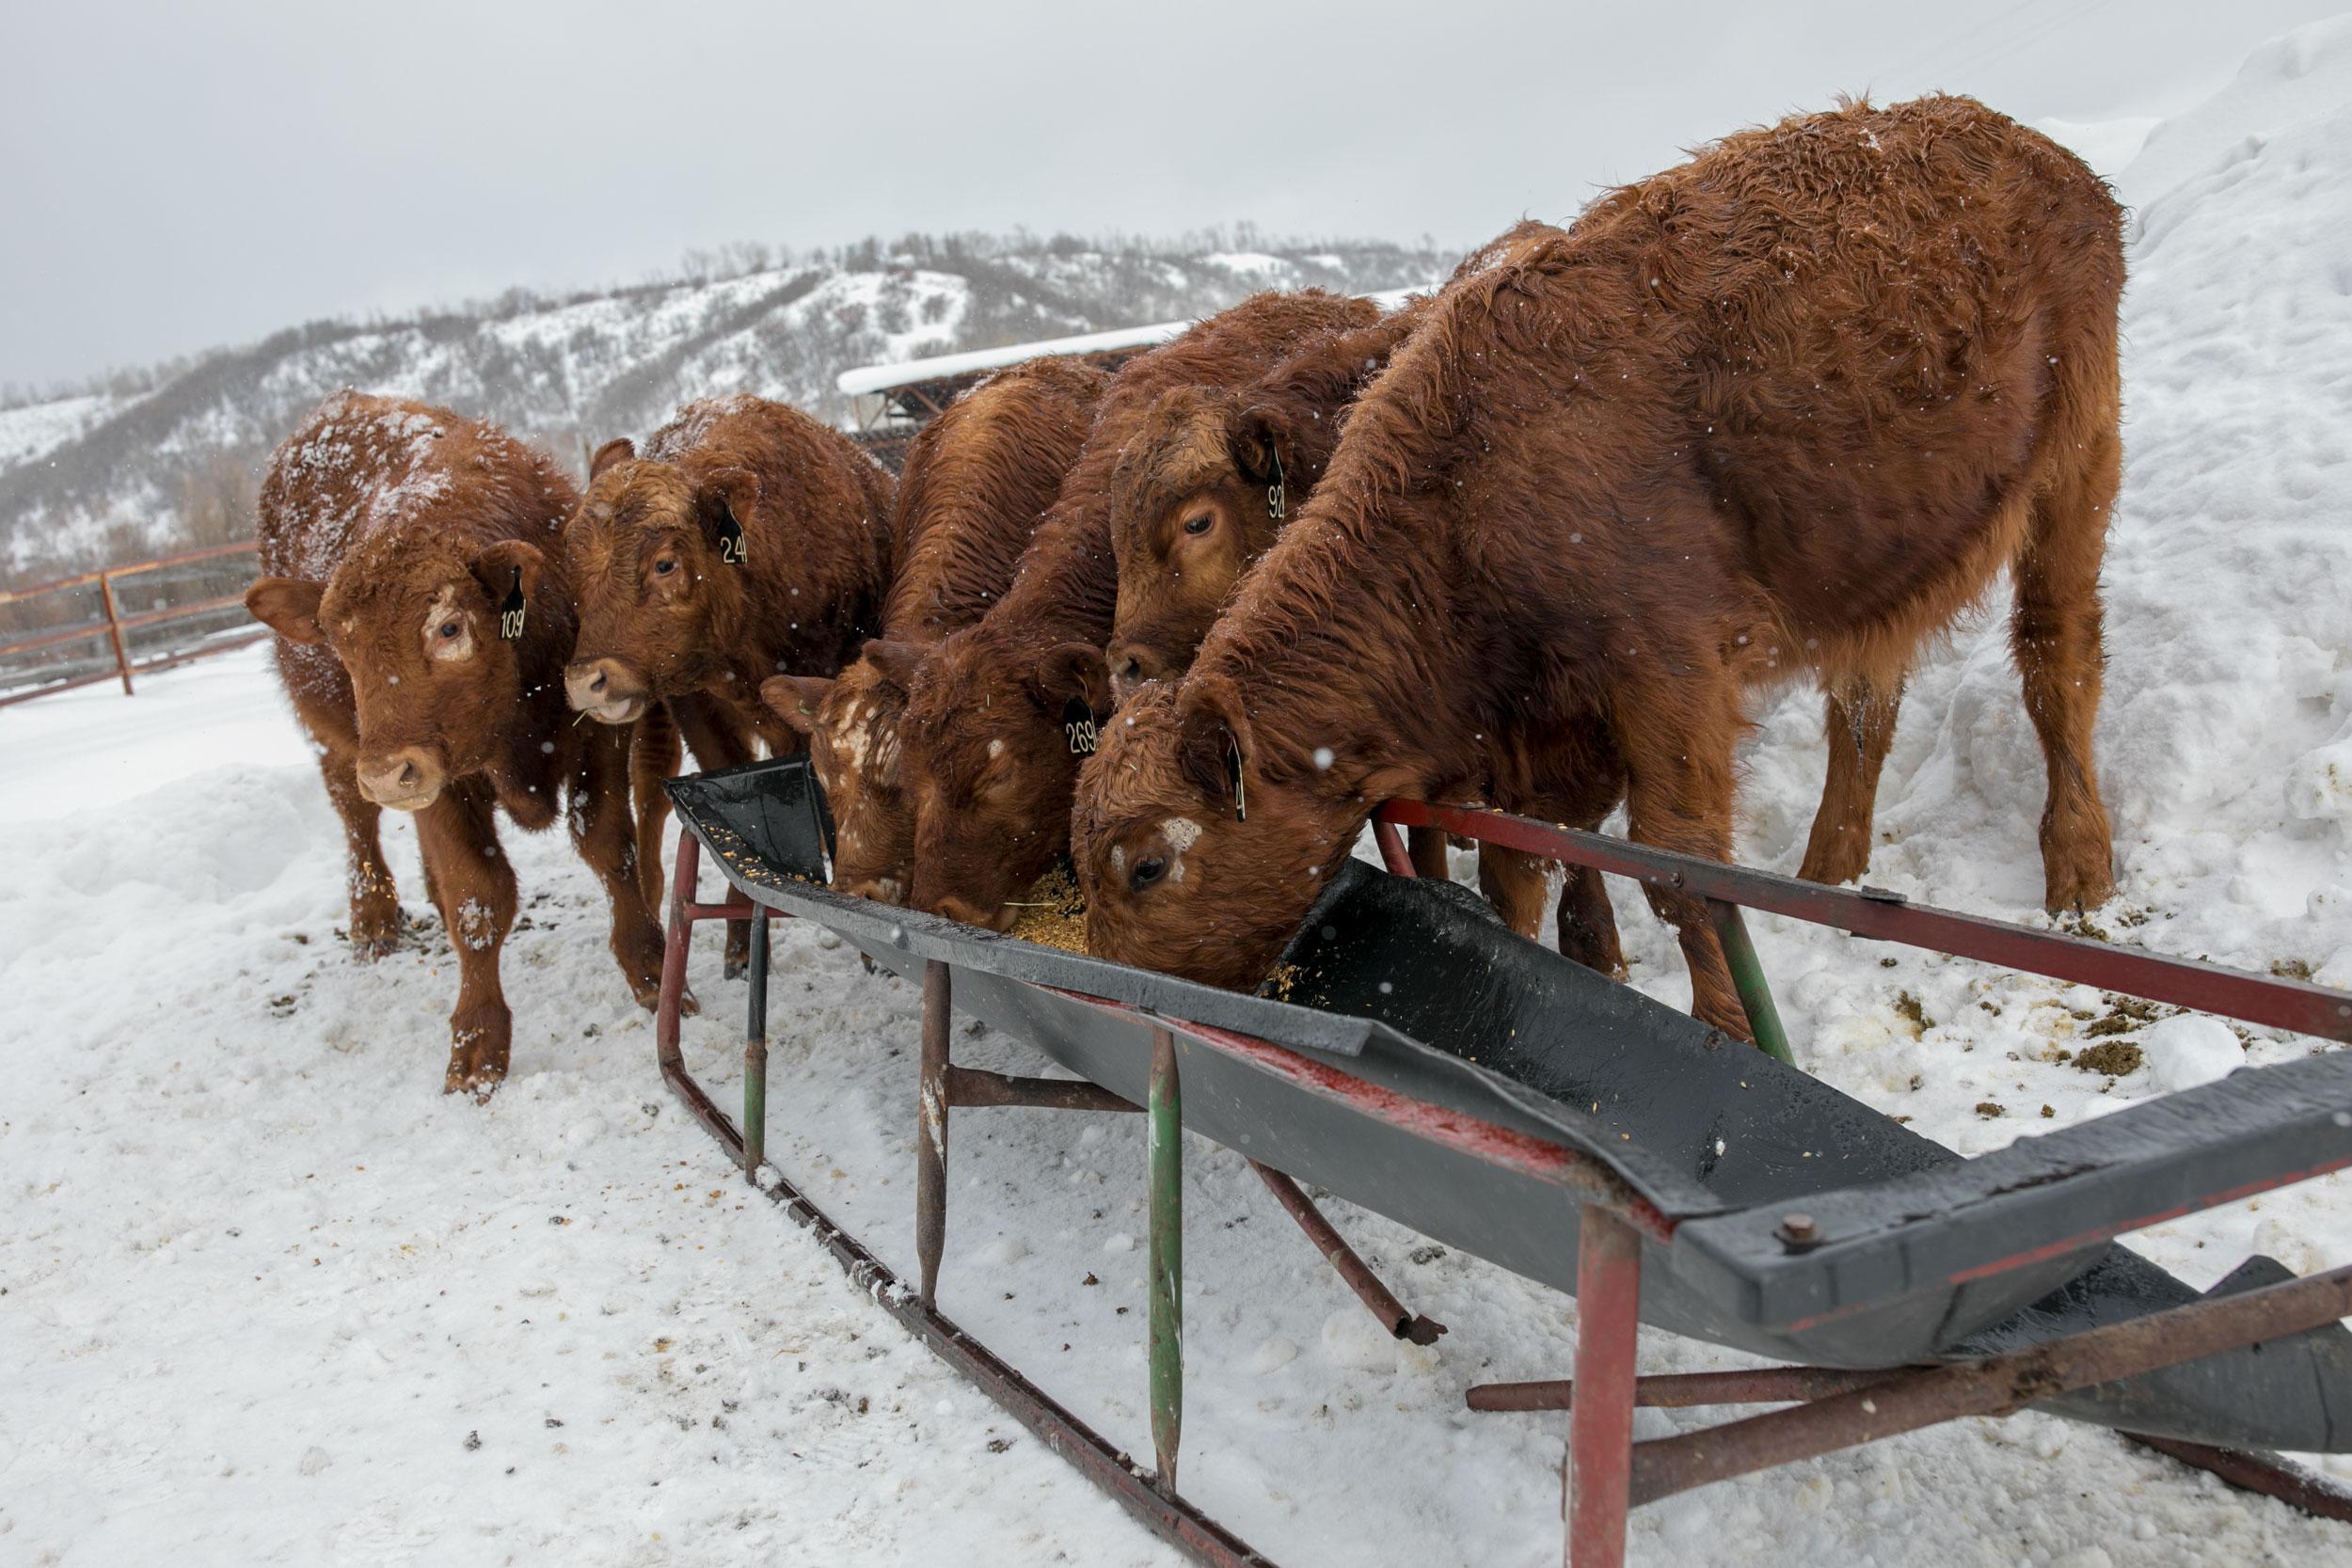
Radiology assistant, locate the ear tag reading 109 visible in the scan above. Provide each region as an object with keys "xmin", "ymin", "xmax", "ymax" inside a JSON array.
[
  {"xmin": 716, "ymin": 505, "xmax": 748, "ymax": 567},
  {"xmin": 1062, "ymin": 698, "xmax": 1100, "ymax": 756},
  {"xmin": 499, "ymin": 567, "xmax": 527, "ymax": 641}
]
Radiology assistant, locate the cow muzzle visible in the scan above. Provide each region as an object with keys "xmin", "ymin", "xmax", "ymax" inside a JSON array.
[
  {"xmin": 929, "ymin": 893, "xmax": 1017, "ymax": 933},
  {"xmin": 564, "ymin": 657, "xmax": 650, "ymax": 724},
  {"xmin": 356, "ymin": 747, "xmax": 447, "ymax": 812},
  {"xmin": 1106, "ymin": 641, "xmax": 1168, "ymax": 707}
]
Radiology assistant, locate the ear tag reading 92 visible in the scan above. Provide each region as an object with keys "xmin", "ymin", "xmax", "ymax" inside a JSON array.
[
  {"xmin": 715, "ymin": 504, "xmax": 748, "ymax": 568},
  {"xmin": 498, "ymin": 567, "xmax": 527, "ymax": 641},
  {"xmin": 1265, "ymin": 443, "xmax": 1286, "ymax": 522},
  {"xmin": 1226, "ymin": 736, "xmax": 1247, "ymax": 822},
  {"xmin": 1062, "ymin": 698, "xmax": 1101, "ymax": 756}
]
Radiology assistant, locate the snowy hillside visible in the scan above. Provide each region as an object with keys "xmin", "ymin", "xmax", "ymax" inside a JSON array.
[
  {"xmin": 8, "ymin": 23, "xmax": 2352, "ymax": 1568},
  {"xmin": 0, "ymin": 234, "xmax": 1450, "ymax": 578}
]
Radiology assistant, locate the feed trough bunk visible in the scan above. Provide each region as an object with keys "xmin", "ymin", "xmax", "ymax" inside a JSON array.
[{"xmin": 657, "ymin": 756, "xmax": 2352, "ymax": 1568}]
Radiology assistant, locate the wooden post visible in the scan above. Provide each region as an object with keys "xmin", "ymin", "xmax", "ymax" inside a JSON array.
[{"xmin": 98, "ymin": 572, "xmax": 134, "ymax": 696}]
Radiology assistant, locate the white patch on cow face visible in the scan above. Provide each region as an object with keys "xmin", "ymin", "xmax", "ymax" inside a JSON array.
[
  {"xmin": 986, "ymin": 738, "xmax": 1006, "ymax": 759},
  {"xmin": 1109, "ymin": 845, "xmax": 1127, "ymax": 878},
  {"xmin": 422, "ymin": 585, "xmax": 475, "ymax": 663},
  {"xmin": 1160, "ymin": 816, "xmax": 1203, "ymax": 882}
]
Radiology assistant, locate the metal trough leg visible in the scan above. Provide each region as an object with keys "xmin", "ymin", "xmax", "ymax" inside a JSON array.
[
  {"xmin": 1707, "ymin": 898, "xmax": 1795, "ymax": 1065},
  {"xmin": 742, "ymin": 910, "xmax": 770, "ymax": 1181},
  {"xmin": 1150, "ymin": 1025, "xmax": 1184, "ymax": 1494},
  {"xmin": 1567, "ymin": 1205, "xmax": 1642, "ymax": 1568},
  {"xmin": 1250, "ymin": 1162, "xmax": 1446, "ymax": 1345},
  {"xmin": 916, "ymin": 958, "xmax": 951, "ymax": 1308}
]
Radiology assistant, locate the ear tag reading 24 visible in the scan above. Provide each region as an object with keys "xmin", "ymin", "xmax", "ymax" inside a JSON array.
[
  {"xmin": 716, "ymin": 504, "xmax": 748, "ymax": 568},
  {"xmin": 1062, "ymin": 698, "xmax": 1101, "ymax": 756},
  {"xmin": 498, "ymin": 567, "xmax": 527, "ymax": 641}
]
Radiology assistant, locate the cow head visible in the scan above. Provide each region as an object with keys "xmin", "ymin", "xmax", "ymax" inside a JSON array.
[
  {"xmin": 763, "ymin": 639, "xmax": 927, "ymax": 906},
  {"xmin": 562, "ymin": 437, "xmax": 758, "ymax": 722},
  {"xmin": 1104, "ymin": 387, "xmax": 1294, "ymax": 705},
  {"xmin": 1073, "ymin": 674, "xmax": 1359, "ymax": 990},
  {"xmin": 897, "ymin": 626, "xmax": 1111, "ymax": 930},
  {"xmin": 246, "ymin": 537, "xmax": 553, "ymax": 812}
]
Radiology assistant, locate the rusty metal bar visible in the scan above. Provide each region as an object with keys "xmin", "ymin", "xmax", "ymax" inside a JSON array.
[
  {"xmin": 1371, "ymin": 818, "xmax": 1416, "ymax": 877},
  {"xmin": 946, "ymin": 1064, "xmax": 1139, "ymax": 1114},
  {"xmin": 1626, "ymin": 1260, "xmax": 2352, "ymax": 1507},
  {"xmin": 96, "ymin": 573, "xmax": 133, "ymax": 696},
  {"xmin": 743, "ymin": 909, "xmax": 770, "ymax": 1181},
  {"xmin": 916, "ymin": 958, "xmax": 952, "ymax": 1307},
  {"xmin": 0, "ymin": 539, "xmax": 258, "ymax": 606},
  {"xmin": 1567, "ymin": 1205, "xmax": 1643, "ymax": 1568},
  {"xmin": 1149, "ymin": 1025, "xmax": 1184, "ymax": 1494},
  {"xmin": 112, "ymin": 589, "xmax": 252, "ymax": 635},
  {"xmin": 1469, "ymin": 1366, "xmax": 1895, "ymax": 1413},
  {"xmin": 654, "ymin": 830, "xmax": 701, "ymax": 1076},
  {"xmin": 2124, "ymin": 1433, "xmax": 2352, "ymax": 1526},
  {"xmin": 1378, "ymin": 800, "xmax": 2352, "ymax": 1044},
  {"xmin": 1248, "ymin": 1161, "xmax": 1446, "ymax": 1345}
]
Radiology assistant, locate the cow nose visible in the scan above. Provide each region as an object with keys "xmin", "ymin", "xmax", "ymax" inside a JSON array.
[
  {"xmin": 356, "ymin": 748, "xmax": 443, "ymax": 810},
  {"xmin": 1106, "ymin": 644, "xmax": 1153, "ymax": 706},
  {"xmin": 931, "ymin": 894, "xmax": 1015, "ymax": 933},
  {"xmin": 844, "ymin": 876, "xmax": 908, "ymax": 908},
  {"xmin": 564, "ymin": 658, "xmax": 643, "ymax": 721}
]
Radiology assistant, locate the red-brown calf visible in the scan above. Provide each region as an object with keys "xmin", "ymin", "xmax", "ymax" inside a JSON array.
[
  {"xmin": 561, "ymin": 394, "xmax": 894, "ymax": 752},
  {"xmin": 891, "ymin": 290, "xmax": 1383, "ymax": 930},
  {"xmin": 765, "ymin": 356, "xmax": 1107, "ymax": 905},
  {"xmin": 244, "ymin": 391, "xmax": 667, "ymax": 1095},
  {"xmin": 1076, "ymin": 99, "xmax": 2124, "ymax": 1035}
]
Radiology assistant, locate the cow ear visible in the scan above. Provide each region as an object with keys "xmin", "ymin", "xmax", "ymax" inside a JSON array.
[
  {"xmin": 761, "ymin": 674, "xmax": 835, "ymax": 737},
  {"xmin": 246, "ymin": 578, "xmax": 326, "ymax": 644},
  {"xmin": 697, "ymin": 467, "xmax": 760, "ymax": 562},
  {"xmin": 1030, "ymin": 641, "xmax": 1110, "ymax": 715},
  {"xmin": 471, "ymin": 539, "xmax": 547, "ymax": 604},
  {"xmin": 859, "ymin": 639, "xmax": 926, "ymax": 689},
  {"xmin": 589, "ymin": 437, "xmax": 635, "ymax": 480},
  {"xmin": 1174, "ymin": 673, "xmax": 1255, "ymax": 816},
  {"xmin": 1228, "ymin": 408, "xmax": 1281, "ymax": 490}
]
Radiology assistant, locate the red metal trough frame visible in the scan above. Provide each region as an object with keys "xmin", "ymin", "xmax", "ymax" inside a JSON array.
[{"xmin": 654, "ymin": 801, "xmax": 2352, "ymax": 1568}]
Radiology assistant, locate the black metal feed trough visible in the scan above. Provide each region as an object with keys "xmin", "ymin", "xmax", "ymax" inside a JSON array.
[{"xmin": 658, "ymin": 756, "xmax": 2352, "ymax": 1568}]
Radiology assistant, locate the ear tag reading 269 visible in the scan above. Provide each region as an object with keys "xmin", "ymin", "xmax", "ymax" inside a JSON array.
[
  {"xmin": 1062, "ymin": 698, "xmax": 1101, "ymax": 756},
  {"xmin": 499, "ymin": 567, "xmax": 527, "ymax": 641},
  {"xmin": 715, "ymin": 504, "xmax": 748, "ymax": 568}
]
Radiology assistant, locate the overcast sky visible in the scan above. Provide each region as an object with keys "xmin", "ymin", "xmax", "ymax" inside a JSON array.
[{"xmin": 4, "ymin": 0, "xmax": 2342, "ymax": 388}]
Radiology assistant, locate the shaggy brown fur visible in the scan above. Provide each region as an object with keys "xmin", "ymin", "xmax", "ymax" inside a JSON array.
[
  {"xmin": 244, "ymin": 391, "xmax": 668, "ymax": 1095},
  {"xmin": 1099, "ymin": 283, "xmax": 1628, "ymax": 975},
  {"xmin": 891, "ymin": 290, "xmax": 1382, "ymax": 930},
  {"xmin": 1075, "ymin": 98, "xmax": 2124, "ymax": 1034},
  {"xmin": 765, "ymin": 356, "xmax": 1109, "ymax": 904},
  {"xmin": 561, "ymin": 394, "xmax": 894, "ymax": 751}
]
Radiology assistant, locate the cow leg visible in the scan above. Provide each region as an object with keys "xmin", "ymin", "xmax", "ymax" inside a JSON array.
[
  {"xmin": 670, "ymin": 694, "xmax": 757, "ymax": 977},
  {"xmin": 632, "ymin": 703, "xmax": 682, "ymax": 914},
  {"xmin": 1476, "ymin": 847, "xmax": 1550, "ymax": 938},
  {"xmin": 1407, "ymin": 826, "xmax": 1451, "ymax": 880},
  {"xmin": 572, "ymin": 721, "xmax": 669, "ymax": 1010},
  {"xmin": 1556, "ymin": 861, "xmax": 1626, "ymax": 978},
  {"xmin": 2014, "ymin": 429, "xmax": 2121, "ymax": 913},
  {"xmin": 415, "ymin": 780, "xmax": 518, "ymax": 1097},
  {"xmin": 1617, "ymin": 678, "xmax": 1749, "ymax": 1039},
  {"xmin": 318, "ymin": 745, "xmax": 402, "ymax": 959},
  {"xmin": 1797, "ymin": 677, "xmax": 1903, "ymax": 887}
]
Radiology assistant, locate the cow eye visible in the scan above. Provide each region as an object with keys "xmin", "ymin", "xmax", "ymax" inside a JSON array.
[
  {"xmin": 1182, "ymin": 514, "xmax": 1213, "ymax": 537},
  {"xmin": 1129, "ymin": 855, "xmax": 1168, "ymax": 893},
  {"xmin": 654, "ymin": 558, "xmax": 678, "ymax": 577},
  {"xmin": 437, "ymin": 621, "xmax": 461, "ymax": 641}
]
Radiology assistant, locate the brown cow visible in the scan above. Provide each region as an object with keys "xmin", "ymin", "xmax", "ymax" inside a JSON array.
[
  {"xmin": 890, "ymin": 290, "xmax": 1382, "ymax": 930},
  {"xmin": 763, "ymin": 356, "xmax": 1109, "ymax": 905},
  {"xmin": 1074, "ymin": 98, "xmax": 2123, "ymax": 1036},
  {"xmin": 1098, "ymin": 277, "xmax": 1626, "ymax": 975},
  {"xmin": 244, "ymin": 391, "xmax": 668, "ymax": 1095},
  {"xmin": 561, "ymin": 394, "xmax": 895, "ymax": 752}
]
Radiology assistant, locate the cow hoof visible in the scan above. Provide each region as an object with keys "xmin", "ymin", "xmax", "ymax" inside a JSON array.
[
  {"xmin": 723, "ymin": 957, "xmax": 749, "ymax": 981},
  {"xmin": 2042, "ymin": 858, "xmax": 2119, "ymax": 917},
  {"xmin": 350, "ymin": 925, "xmax": 402, "ymax": 962},
  {"xmin": 632, "ymin": 983, "xmax": 698, "ymax": 1019}
]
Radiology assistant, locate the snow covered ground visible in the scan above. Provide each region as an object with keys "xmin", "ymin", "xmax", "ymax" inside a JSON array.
[{"xmin": 10, "ymin": 21, "xmax": 2352, "ymax": 1566}]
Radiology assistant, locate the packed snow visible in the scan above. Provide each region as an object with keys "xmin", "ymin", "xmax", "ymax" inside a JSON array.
[{"xmin": 9, "ymin": 22, "xmax": 2352, "ymax": 1566}]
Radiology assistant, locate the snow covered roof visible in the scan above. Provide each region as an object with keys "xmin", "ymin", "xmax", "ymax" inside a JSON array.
[{"xmin": 834, "ymin": 285, "xmax": 1429, "ymax": 397}]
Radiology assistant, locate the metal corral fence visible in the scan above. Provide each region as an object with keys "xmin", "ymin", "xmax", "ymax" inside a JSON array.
[{"xmin": 0, "ymin": 541, "xmax": 264, "ymax": 707}]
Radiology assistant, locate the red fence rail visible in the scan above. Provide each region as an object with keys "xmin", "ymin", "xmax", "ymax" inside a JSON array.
[{"xmin": 0, "ymin": 540, "xmax": 263, "ymax": 707}]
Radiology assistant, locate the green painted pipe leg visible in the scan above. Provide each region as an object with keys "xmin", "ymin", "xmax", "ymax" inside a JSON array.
[
  {"xmin": 1708, "ymin": 900, "xmax": 1796, "ymax": 1067},
  {"xmin": 1148, "ymin": 1025, "xmax": 1183, "ymax": 1492},
  {"xmin": 743, "ymin": 911, "xmax": 770, "ymax": 1181}
]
